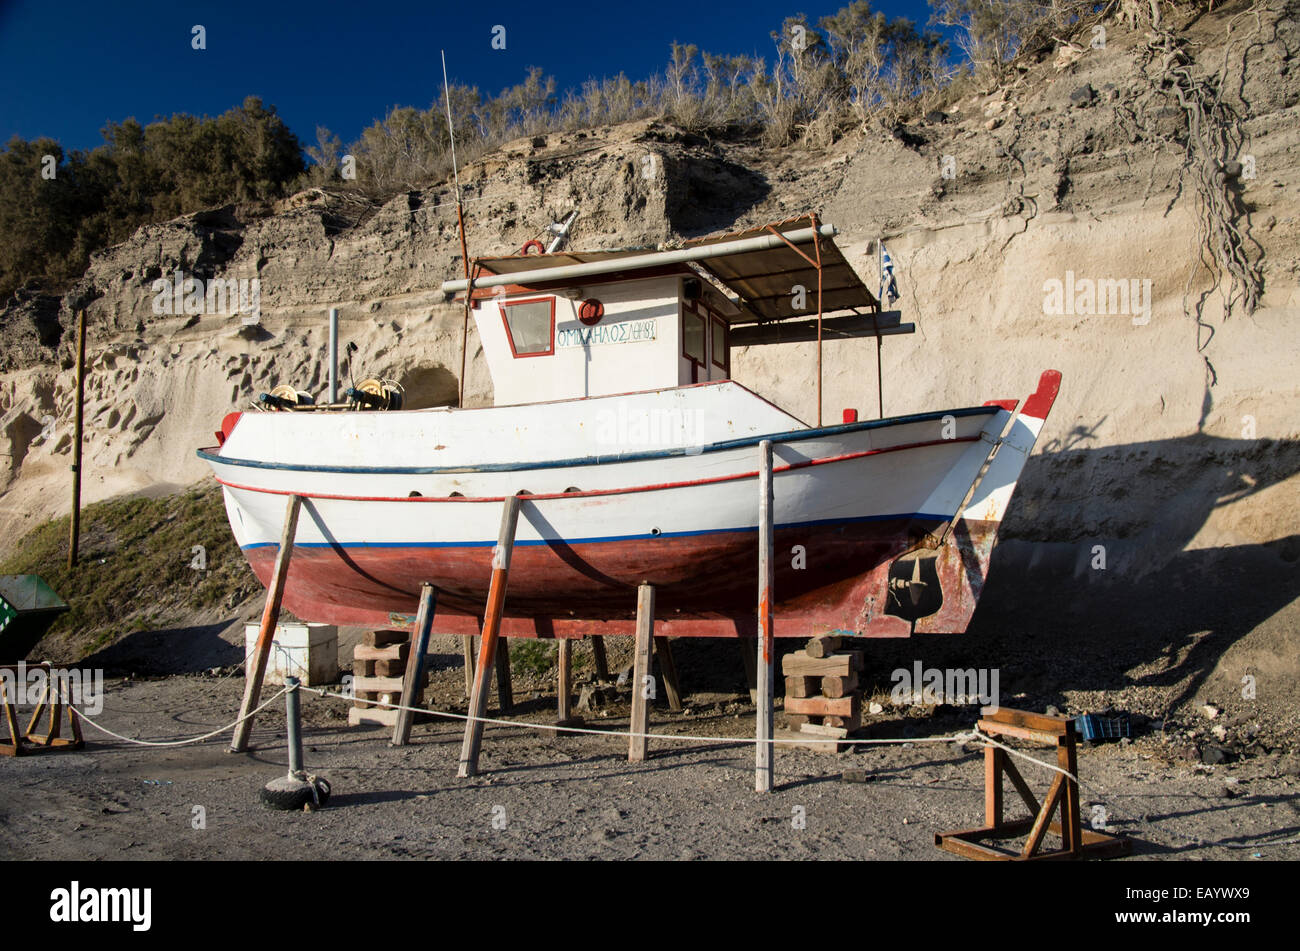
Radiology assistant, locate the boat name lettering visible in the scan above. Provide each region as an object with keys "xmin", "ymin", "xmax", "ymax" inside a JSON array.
[{"xmin": 557, "ymin": 319, "xmax": 656, "ymax": 348}]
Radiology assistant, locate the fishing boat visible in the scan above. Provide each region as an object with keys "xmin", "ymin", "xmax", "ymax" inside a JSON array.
[{"xmin": 199, "ymin": 216, "xmax": 1059, "ymax": 640}]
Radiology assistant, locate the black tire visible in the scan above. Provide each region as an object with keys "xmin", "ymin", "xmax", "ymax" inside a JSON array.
[{"xmin": 260, "ymin": 782, "xmax": 312, "ymax": 811}]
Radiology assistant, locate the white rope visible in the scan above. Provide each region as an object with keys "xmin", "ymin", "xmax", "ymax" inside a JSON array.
[
  {"xmin": 970, "ymin": 727, "xmax": 1081, "ymax": 785},
  {"xmin": 70, "ymin": 686, "xmax": 289, "ymax": 747},
  {"xmin": 300, "ymin": 684, "xmax": 979, "ymax": 748}
]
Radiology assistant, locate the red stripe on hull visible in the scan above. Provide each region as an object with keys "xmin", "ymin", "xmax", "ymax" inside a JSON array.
[{"xmin": 243, "ymin": 517, "xmax": 1000, "ymax": 638}]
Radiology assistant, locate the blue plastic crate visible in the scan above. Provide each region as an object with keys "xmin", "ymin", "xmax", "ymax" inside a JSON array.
[{"xmin": 1074, "ymin": 713, "xmax": 1131, "ymax": 742}]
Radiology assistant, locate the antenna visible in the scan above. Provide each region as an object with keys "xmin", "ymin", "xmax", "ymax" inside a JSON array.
[{"xmin": 443, "ymin": 50, "xmax": 473, "ymax": 409}]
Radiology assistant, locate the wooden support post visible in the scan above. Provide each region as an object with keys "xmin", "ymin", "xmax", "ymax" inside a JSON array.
[
  {"xmin": 628, "ymin": 583, "xmax": 655, "ymax": 763},
  {"xmin": 654, "ymin": 636, "xmax": 683, "ymax": 713},
  {"xmin": 1, "ymin": 676, "xmax": 21, "ymax": 751},
  {"xmin": 457, "ymin": 495, "xmax": 521, "ymax": 778},
  {"xmin": 230, "ymin": 494, "xmax": 302, "ymax": 753},
  {"xmin": 556, "ymin": 638, "xmax": 573, "ymax": 721},
  {"xmin": 462, "ymin": 635, "xmax": 476, "ymax": 697},
  {"xmin": 755, "ymin": 439, "xmax": 775, "ymax": 793},
  {"xmin": 495, "ymin": 637, "xmax": 513, "ymax": 713},
  {"xmin": 590, "ymin": 636, "xmax": 610, "ymax": 681},
  {"xmin": 1060, "ymin": 727, "xmax": 1083, "ymax": 854},
  {"xmin": 68, "ymin": 309, "xmax": 86, "ymax": 570},
  {"xmin": 985, "ymin": 746, "xmax": 1004, "ymax": 826},
  {"xmin": 392, "ymin": 583, "xmax": 437, "ymax": 746}
]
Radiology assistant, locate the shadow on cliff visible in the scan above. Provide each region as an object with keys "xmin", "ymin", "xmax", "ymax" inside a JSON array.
[{"xmin": 663, "ymin": 155, "xmax": 771, "ymax": 238}]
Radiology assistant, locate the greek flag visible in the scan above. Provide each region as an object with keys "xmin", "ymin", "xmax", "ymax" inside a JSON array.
[{"xmin": 880, "ymin": 243, "xmax": 899, "ymax": 305}]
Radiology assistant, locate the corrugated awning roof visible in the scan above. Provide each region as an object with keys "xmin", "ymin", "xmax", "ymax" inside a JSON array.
[
  {"xmin": 468, "ymin": 215, "xmax": 879, "ymax": 322},
  {"xmin": 682, "ymin": 216, "xmax": 879, "ymax": 323},
  {"xmin": 472, "ymin": 247, "xmax": 658, "ymax": 275}
]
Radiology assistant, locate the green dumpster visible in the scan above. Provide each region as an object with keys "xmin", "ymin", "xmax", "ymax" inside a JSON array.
[{"xmin": 0, "ymin": 575, "xmax": 69, "ymax": 664}]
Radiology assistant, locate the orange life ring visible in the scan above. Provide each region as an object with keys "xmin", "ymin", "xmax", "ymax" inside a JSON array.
[{"xmin": 520, "ymin": 240, "xmax": 545, "ymax": 255}]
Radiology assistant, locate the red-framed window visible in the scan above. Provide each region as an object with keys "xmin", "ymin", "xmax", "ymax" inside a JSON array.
[
  {"xmin": 501, "ymin": 296, "xmax": 555, "ymax": 358},
  {"xmin": 710, "ymin": 314, "xmax": 730, "ymax": 377}
]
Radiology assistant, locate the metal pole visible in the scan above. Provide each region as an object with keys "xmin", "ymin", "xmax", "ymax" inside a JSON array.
[
  {"xmin": 812, "ymin": 216, "xmax": 823, "ymax": 428},
  {"xmin": 67, "ymin": 309, "xmax": 86, "ymax": 570},
  {"xmin": 877, "ymin": 239, "xmax": 886, "ymax": 418},
  {"xmin": 443, "ymin": 49, "xmax": 474, "ymax": 409},
  {"xmin": 285, "ymin": 676, "xmax": 303, "ymax": 776},
  {"xmin": 439, "ymin": 225, "xmax": 839, "ymax": 295},
  {"xmin": 328, "ymin": 308, "xmax": 339, "ymax": 404},
  {"xmin": 756, "ymin": 439, "xmax": 775, "ymax": 793}
]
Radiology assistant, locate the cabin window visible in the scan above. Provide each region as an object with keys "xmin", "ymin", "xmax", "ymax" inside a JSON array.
[
  {"xmin": 711, "ymin": 315, "xmax": 729, "ymax": 373},
  {"xmin": 501, "ymin": 297, "xmax": 555, "ymax": 357},
  {"xmin": 683, "ymin": 303, "xmax": 706, "ymax": 364}
]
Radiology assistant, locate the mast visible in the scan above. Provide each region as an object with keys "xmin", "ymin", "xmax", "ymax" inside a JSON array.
[{"xmin": 443, "ymin": 50, "xmax": 473, "ymax": 408}]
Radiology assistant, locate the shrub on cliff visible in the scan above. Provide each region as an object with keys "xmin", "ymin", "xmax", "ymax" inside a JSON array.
[{"xmin": 0, "ymin": 97, "xmax": 304, "ymax": 300}]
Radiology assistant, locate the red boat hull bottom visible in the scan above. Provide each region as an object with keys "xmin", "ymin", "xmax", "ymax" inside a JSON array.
[{"xmin": 242, "ymin": 517, "xmax": 1000, "ymax": 639}]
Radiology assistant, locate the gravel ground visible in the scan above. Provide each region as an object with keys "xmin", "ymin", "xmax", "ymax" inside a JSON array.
[{"xmin": 2, "ymin": 662, "xmax": 1298, "ymax": 862}]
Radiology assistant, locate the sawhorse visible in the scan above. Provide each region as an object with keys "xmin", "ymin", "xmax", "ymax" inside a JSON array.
[{"xmin": 935, "ymin": 707, "xmax": 1131, "ymax": 860}]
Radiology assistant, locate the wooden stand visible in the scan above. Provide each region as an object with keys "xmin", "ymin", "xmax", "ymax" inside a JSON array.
[
  {"xmin": 495, "ymin": 635, "xmax": 514, "ymax": 714},
  {"xmin": 627, "ymin": 584, "xmax": 655, "ymax": 763},
  {"xmin": 776, "ymin": 636, "xmax": 864, "ymax": 752},
  {"xmin": 350, "ymin": 628, "xmax": 410, "ymax": 724},
  {"xmin": 590, "ymin": 637, "xmax": 610, "ymax": 681},
  {"xmin": 556, "ymin": 637, "xmax": 574, "ymax": 722},
  {"xmin": 935, "ymin": 708, "xmax": 1131, "ymax": 861},
  {"xmin": 755, "ymin": 439, "xmax": 775, "ymax": 792},
  {"xmin": 392, "ymin": 584, "xmax": 437, "ymax": 745},
  {"xmin": 461, "ymin": 635, "xmax": 476, "ymax": 697},
  {"xmin": 653, "ymin": 637, "xmax": 683, "ymax": 713},
  {"xmin": 230, "ymin": 493, "xmax": 302, "ymax": 752},
  {"xmin": 458, "ymin": 496, "xmax": 521, "ymax": 778},
  {"xmin": 0, "ymin": 664, "xmax": 84, "ymax": 756}
]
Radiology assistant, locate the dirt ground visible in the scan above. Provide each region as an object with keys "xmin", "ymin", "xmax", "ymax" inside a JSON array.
[{"xmin": 2, "ymin": 635, "xmax": 1298, "ymax": 861}]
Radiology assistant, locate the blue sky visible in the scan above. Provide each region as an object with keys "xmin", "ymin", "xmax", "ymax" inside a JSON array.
[{"xmin": 0, "ymin": 0, "xmax": 937, "ymax": 153}]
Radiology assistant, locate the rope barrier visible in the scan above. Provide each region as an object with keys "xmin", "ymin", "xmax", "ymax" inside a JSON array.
[
  {"xmin": 298, "ymin": 683, "xmax": 981, "ymax": 748},
  {"xmin": 70, "ymin": 686, "xmax": 289, "ymax": 747},
  {"xmin": 61, "ymin": 676, "xmax": 1286, "ymax": 850}
]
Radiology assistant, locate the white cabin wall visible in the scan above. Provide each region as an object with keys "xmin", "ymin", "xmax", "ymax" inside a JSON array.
[{"xmin": 474, "ymin": 275, "xmax": 684, "ymax": 406}]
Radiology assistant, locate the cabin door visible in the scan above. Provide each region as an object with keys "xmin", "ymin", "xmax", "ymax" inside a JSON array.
[{"xmin": 682, "ymin": 301, "xmax": 730, "ymax": 384}]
